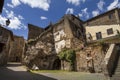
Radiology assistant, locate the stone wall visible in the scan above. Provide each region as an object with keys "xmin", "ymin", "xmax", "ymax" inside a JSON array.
[
  {"xmin": 25, "ymin": 14, "xmax": 86, "ymax": 70},
  {"xmin": 75, "ymin": 43, "xmax": 109, "ymax": 72},
  {"xmin": 25, "ymin": 12, "xmax": 117, "ymax": 72},
  {"xmin": 9, "ymin": 35, "xmax": 25, "ymax": 62},
  {"xmin": 84, "ymin": 9, "xmax": 119, "ymax": 26},
  {"xmin": 25, "ymin": 27, "xmax": 59, "ymax": 70},
  {"xmin": 28, "ymin": 24, "xmax": 44, "ymax": 40},
  {"xmin": 0, "ymin": 26, "xmax": 13, "ymax": 65}
]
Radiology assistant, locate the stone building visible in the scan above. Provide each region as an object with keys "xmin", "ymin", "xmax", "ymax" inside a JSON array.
[
  {"xmin": 53, "ymin": 14, "xmax": 85, "ymax": 53},
  {"xmin": 0, "ymin": 0, "xmax": 14, "ymax": 66},
  {"xmin": 28, "ymin": 24, "xmax": 44, "ymax": 40},
  {"xmin": 0, "ymin": 26, "xmax": 14, "ymax": 65},
  {"xmin": 25, "ymin": 8, "xmax": 120, "ymax": 74},
  {"xmin": 25, "ymin": 24, "xmax": 57, "ymax": 70},
  {"xmin": 0, "ymin": 0, "xmax": 4, "ymax": 13},
  {"xmin": 9, "ymin": 35, "xmax": 25, "ymax": 62},
  {"xmin": 85, "ymin": 8, "xmax": 120, "ymax": 41},
  {"xmin": 25, "ymin": 14, "xmax": 86, "ymax": 70}
]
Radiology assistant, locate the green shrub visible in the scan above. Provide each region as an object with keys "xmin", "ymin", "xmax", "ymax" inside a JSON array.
[{"xmin": 58, "ymin": 49, "xmax": 76, "ymax": 71}]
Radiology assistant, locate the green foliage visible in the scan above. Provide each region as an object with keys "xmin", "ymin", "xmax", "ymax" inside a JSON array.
[{"xmin": 58, "ymin": 49, "xmax": 76, "ymax": 65}]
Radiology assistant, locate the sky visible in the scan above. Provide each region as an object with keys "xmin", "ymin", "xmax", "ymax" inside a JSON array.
[{"xmin": 0, "ymin": 0, "xmax": 120, "ymax": 39}]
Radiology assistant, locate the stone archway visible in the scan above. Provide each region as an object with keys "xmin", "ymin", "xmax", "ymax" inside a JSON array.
[{"xmin": 53, "ymin": 58, "xmax": 61, "ymax": 70}]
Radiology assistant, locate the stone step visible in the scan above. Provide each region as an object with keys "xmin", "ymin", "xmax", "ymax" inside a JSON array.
[{"xmin": 111, "ymin": 54, "xmax": 120, "ymax": 79}]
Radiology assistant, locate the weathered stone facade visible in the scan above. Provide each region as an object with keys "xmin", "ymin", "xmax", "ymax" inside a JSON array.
[
  {"xmin": 25, "ymin": 14, "xmax": 86, "ymax": 70},
  {"xmin": 28, "ymin": 24, "xmax": 44, "ymax": 40},
  {"xmin": 75, "ymin": 43, "xmax": 109, "ymax": 72},
  {"xmin": 25, "ymin": 26, "xmax": 59, "ymax": 69},
  {"xmin": 0, "ymin": 26, "xmax": 13, "ymax": 65},
  {"xmin": 25, "ymin": 8, "xmax": 120, "ymax": 73},
  {"xmin": 84, "ymin": 8, "xmax": 120, "ymax": 26},
  {"xmin": 9, "ymin": 35, "xmax": 25, "ymax": 62},
  {"xmin": 53, "ymin": 14, "xmax": 85, "ymax": 53},
  {"xmin": 85, "ymin": 8, "xmax": 120, "ymax": 41}
]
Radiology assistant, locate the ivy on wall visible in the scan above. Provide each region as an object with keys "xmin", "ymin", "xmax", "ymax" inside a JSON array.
[{"xmin": 57, "ymin": 49, "xmax": 76, "ymax": 71}]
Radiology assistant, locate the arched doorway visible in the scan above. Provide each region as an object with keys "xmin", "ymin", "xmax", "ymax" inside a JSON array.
[
  {"xmin": 0, "ymin": 43, "xmax": 5, "ymax": 53},
  {"xmin": 53, "ymin": 58, "xmax": 61, "ymax": 70}
]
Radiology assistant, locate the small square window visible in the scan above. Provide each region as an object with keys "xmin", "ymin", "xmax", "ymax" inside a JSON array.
[
  {"xmin": 108, "ymin": 14, "xmax": 113, "ymax": 19},
  {"xmin": 107, "ymin": 28, "xmax": 113, "ymax": 35}
]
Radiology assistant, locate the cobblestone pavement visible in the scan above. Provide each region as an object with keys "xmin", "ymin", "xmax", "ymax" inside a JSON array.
[{"xmin": 0, "ymin": 62, "xmax": 107, "ymax": 80}]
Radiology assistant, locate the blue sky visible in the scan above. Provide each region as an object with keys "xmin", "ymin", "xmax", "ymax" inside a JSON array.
[{"xmin": 0, "ymin": 0, "xmax": 120, "ymax": 39}]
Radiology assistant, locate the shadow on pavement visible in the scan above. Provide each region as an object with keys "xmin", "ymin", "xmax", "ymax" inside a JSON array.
[{"xmin": 0, "ymin": 63, "xmax": 57, "ymax": 80}]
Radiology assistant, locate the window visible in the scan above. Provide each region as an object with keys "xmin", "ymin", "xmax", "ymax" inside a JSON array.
[
  {"xmin": 107, "ymin": 28, "xmax": 113, "ymax": 35},
  {"xmin": 108, "ymin": 14, "xmax": 113, "ymax": 19},
  {"xmin": 55, "ymin": 45, "xmax": 58, "ymax": 48},
  {"xmin": 0, "ymin": 31, "xmax": 2, "ymax": 35},
  {"xmin": 96, "ymin": 32, "xmax": 102, "ymax": 40}
]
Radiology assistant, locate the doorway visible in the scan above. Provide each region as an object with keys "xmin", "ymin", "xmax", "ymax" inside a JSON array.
[
  {"xmin": 53, "ymin": 59, "xmax": 61, "ymax": 70},
  {"xmin": 0, "ymin": 43, "xmax": 5, "ymax": 53}
]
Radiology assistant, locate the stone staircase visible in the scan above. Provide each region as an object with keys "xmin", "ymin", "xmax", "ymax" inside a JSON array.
[{"xmin": 111, "ymin": 49, "xmax": 120, "ymax": 80}]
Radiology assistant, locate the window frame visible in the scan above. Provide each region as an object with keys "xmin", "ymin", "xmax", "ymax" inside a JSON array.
[
  {"xmin": 107, "ymin": 28, "xmax": 113, "ymax": 35},
  {"xmin": 96, "ymin": 32, "xmax": 102, "ymax": 40},
  {"xmin": 108, "ymin": 14, "xmax": 113, "ymax": 19}
]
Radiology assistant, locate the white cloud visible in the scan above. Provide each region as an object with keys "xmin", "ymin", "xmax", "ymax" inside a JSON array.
[
  {"xmin": 81, "ymin": 8, "xmax": 89, "ymax": 19},
  {"xmin": 107, "ymin": 0, "xmax": 120, "ymax": 10},
  {"xmin": 18, "ymin": 15, "xmax": 24, "ymax": 20},
  {"xmin": 7, "ymin": 0, "xmax": 51, "ymax": 11},
  {"xmin": 11, "ymin": 0, "xmax": 21, "ymax": 7},
  {"xmin": 40, "ymin": 16, "xmax": 48, "ymax": 20},
  {"xmin": 0, "ymin": 15, "xmax": 7, "ymax": 26},
  {"xmin": 8, "ymin": 17, "xmax": 23, "ymax": 29},
  {"xmin": 7, "ymin": 3, "xmax": 14, "ymax": 8},
  {"xmin": 97, "ymin": 0, "xmax": 105, "ymax": 11},
  {"xmin": 7, "ymin": 11, "xmax": 15, "ymax": 18},
  {"xmin": 78, "ymin": 13, "xmax": 83, "ymax": 17},
  {"xmin": 82, "ymin": 0, "xmax": 86, "ymax": 3},
  {"xmin": 0, "ymin": 8, "xmax": 26, "ymax": 30},
  {"xmin": 66, "ymin": 8, "xmax": 74, "ymax": 14},
  {"xmin": 92, "ymin": 10, "xmax": 100, "ymax": 17},
  {"xmin": 66, "ymin": 0, "xmax": 85, "ymax": 6},
  {"xmin": 118, "ymin": 3, "xmax": 120, "ymax": 8},
  {"xmin": 20, "ymin": 0, "xmax": 51, "ymax": 11},
  {"xmin": 66, "ymin": 0, "xmax": 80, "ymax": 6}
]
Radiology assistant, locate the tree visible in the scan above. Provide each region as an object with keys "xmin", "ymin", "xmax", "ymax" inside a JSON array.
[{"xmin": 58, "ymin": 49, "xmax": 76, "ymax": 71}]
